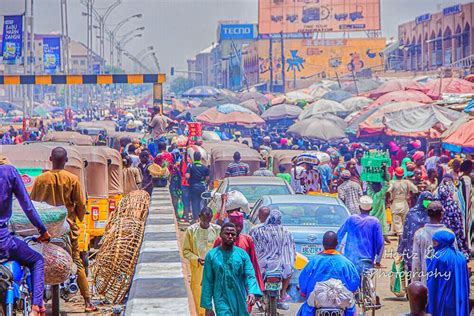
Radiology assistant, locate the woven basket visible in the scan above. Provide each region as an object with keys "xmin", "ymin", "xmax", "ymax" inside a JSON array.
[{"xmin": 93, "ymin": 189, "xmax": 150, "ymax": 303}]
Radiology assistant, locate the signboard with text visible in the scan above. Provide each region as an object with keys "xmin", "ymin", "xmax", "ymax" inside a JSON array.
[
  {"xmin": 219, "ymin": 24, "xmax": 255, "ymax": 41},
  {"xmin": 443, "ymin": 4, "xmax": 462, "ymax": 16},
  {"xmin": 259, "ymin": 0, "xmax": 381, "ymax": 34},
  {"xmin": 1, "ymin": 15, "xmax": 23, "ymax": 64},
  {"xmin": 43, "ymin": 37, "xmax": 61, "ymax": 74},
  {"xmin": 415, "ymin": 13, "xmax": 431, "ymax": 25}
]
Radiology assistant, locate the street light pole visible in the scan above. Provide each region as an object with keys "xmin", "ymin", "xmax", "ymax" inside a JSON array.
[
  {"xmin": 116, "ymin": 30, "xmax": 143, "ymax": 69},
  {"xmin": 107, "ymin": 13, "xmax": 142, "ymax": 70}
]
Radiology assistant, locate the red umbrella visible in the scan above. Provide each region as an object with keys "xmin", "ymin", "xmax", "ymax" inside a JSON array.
[
  {"xmin": 464, "ymin": 74, "xmax": 474, "ymax": 82},
  {"xmin": 443, "ymin": 119, "xmax": 474, "ymax": 153},
  {"xmin": 196, "ymin": 106, "xmax": 265, "ymax": 126},
  {"xmin": 424, "ymin": 78, "xmax": 474, "ymax": 100},
  {"xmin": 368, "ymin": 79, "xmax": 428, "ymax": 99},
  {"xmin": 372, "ymin": 90, "xmax": 433, "ymax": 107}
]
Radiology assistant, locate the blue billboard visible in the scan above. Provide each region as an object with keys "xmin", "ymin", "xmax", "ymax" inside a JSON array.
[
  {"xmin": 43, "ymin": 36, "xmax": 61, "ymax": 74},
  {"xmin": 1, "ymin": 15, "xmax": 23, "ymax": 65},
  {"xmin": 220, "ymin": 24, "xmax": 255, "ymax": 41},
  {"xmin": 443, "ymin": 4, "xmax": 462, "ymax": 16}
]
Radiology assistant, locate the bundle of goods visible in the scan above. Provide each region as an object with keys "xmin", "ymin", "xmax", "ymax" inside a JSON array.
[
  {"xmin": 148, "ymin": 163, "xmax": 170, "ymax": 187},
  {"xmin": 32, "ymin": 243, "xmax": 74, "ymax": 285},
  {"xmin": 209, "ymin": 190, "xmax": 250, "ymax": 218},
  {"xmin": 308, "ymin": 278, "xmax": 354, "ymax": 309},
  {"xmin": 92, "ymin": 217, "xmax": 145, "ymax": 303},
  {"xmin": 106, "ymin": 190, "xmax": 150, "ymax": 230},
  {"xmin": 10, "ymin": 201, "xmax": 68, "ymax": 237},
  {"xmin": 360, "ymin": 150, "xmax": 391, "ymax": 182}
]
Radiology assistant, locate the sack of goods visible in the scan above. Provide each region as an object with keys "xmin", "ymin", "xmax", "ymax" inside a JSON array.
[
  {"xmin": 31, "ymin": 243, "xmax": 73, "ymax": 285},
  {"xmin": 215, "ymin": 190, "xmax": 250, "ymax": 213},
  {"xmin": 10, "ymin": 201, "xmax": 69, "ymax": 237},
  {"xmin": 308, "ymin": 278, "xmax": 354, "ymax": 309}
]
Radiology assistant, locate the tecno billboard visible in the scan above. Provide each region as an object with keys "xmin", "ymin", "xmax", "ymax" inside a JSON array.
[
  {"xmin": 219, "ymin": 24, "xmax": 256, "ymax": 41},
  {"xmin": 259, "ymin": 0, "xmax": 381, "ymax": 34}
]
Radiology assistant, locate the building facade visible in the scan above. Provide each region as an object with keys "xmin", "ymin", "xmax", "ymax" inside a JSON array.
[{"xmin": 398, "ymin": 2, "xmax": 474, "ymax": 71}]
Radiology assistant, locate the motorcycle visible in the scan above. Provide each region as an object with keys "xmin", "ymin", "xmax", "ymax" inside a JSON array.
[
  {"xmin": 0, "ymin": 236, "xmax": 36, "ymax": 316},
  {"xmin": 261, "ymin": 270, "xmax": 283, "ymax": 316},
  {"xmin": 315, "ymin": 307, "xmax": 345, "ymax": 316}
]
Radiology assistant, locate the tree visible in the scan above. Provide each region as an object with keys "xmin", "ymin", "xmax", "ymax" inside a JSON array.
[{"xmin": 170, "ymin": 76, "xmax": 196, "ymax": 95}]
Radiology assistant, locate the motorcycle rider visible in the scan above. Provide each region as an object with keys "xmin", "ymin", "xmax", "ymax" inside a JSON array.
[
  {"xmin": 297, "ymin": 231, "xmax": 360, "ymax": 316},
  {"xmin": 0, "ymin": 155, "xmax": 50, "ymax": 316}
]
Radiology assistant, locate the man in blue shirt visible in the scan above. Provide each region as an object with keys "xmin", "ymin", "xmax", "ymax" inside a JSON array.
[
  {"xmin": 337, "ymin": 195, "xmax": 384, "ymax": 272},
  {"xmin": 0, "ymin": 158, "xmax": 50, "ymax": 316},
  {"xmin": 186, "ymin": 152, "xmax": 210, "ymax": 222}
]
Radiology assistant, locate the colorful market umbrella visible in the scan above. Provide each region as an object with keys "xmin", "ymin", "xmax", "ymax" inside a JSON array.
[
  {"xmin": 270, "ymin": 95, "xmax": 286, "ymax": 106},
  {"xmin": 442, "ymin": 119, "xmax": 474, "ymax": 153},
  {"xmin": 261, "ymin": 104, "xmax": 302, "ymax": 121},
  {"xmin": 321, "ymin": 90, "xmax": 353, "ymax": 103},
  {"xmin": 423, "ymin": 78, "xmax": 474, "ymax": 100},
  {"xmin": 299, "ymin": 100, "xmax": 348, "ymax": 120},
  {"xmin": 182, "ymin": 86, "xmax": 221, "ymax": 98},
  {"xmin": 176, "ymin": 107, "xmax": 209, "ymax": 119},
  {"xmin": 368, "ymin": 79, "xmax": 428, "ymax": 99},
  {"xmin": 342, "ymin": 79, "xmax": 381, "ymax": 94},
  {"xmin": 372, "ymin": 90, "xmax": 433, "ymax": 107},
  {"xmin": 308, "ymin": 86, "xmax": 330, "ymax": 99},
  {"xmin": 350, "ymin": 101, "xmax": 428, "ymax": 137},
  {"xmin": 288, "ymin": 118, "xmax": 346, "ymax": 141},
  {"xmin": 285, "ymin": 91, "xmax": 314, "ymax": 103},
  {"xmin": 383, "ymin": 104, "xmax": 462, "ymax": 138},
  {"xmin": 341, "ymin": 96, "xmax": 373, "ymax": 112},
  {"xmin": 196, "ymin": 104, "xmax": 265, "ymax": 126},
  {"xmin": 240, "ymin": 99, "xmax": 263, "ymax": 114},
  {"xmin": 239, "ymin": 91, "xmax": 269, "ymax": 105}
]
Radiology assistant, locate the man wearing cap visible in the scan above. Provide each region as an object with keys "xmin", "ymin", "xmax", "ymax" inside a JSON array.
[
  {"xmin": 337, "ymin": 195, "xmax": 384, "ymax": 272},
  {"xmin": 338, "ymin": 170, "xmax": 363, "ymax": 214},
  {"xmin": 387, "ymin": 167, "xmax": 419, "ymax": 236}
]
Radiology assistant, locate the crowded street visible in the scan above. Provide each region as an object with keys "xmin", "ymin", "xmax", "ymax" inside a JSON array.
[{"xmin": 1, "ymin": 0, "xmax": 474, "ymax": 316}]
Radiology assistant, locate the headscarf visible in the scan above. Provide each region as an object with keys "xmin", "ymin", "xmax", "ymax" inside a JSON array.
[
  {"xmin": 412, "ymin": 151, "xmax": 424, "ymax": 163},
  {"xmin": 0, "ymin": 155, "xmax": 10, "ymax": 165},
  {"xmin": 397, "ymin": 191, "xmax": 433, "ymax": 271},
  {"xmin": 265, "ymin": 209, "xmax": 282, "ymax": 225},
  {"xmin": 401, "ymin": 157, "xmax": 413, "ymax": 177},
  {"xmin": 228, "ymin": 211, "xmax": 244, "ymax": 226},
  {"xmin": 427, "ymin": 230, "xmax": 469, "ymax": 316}
]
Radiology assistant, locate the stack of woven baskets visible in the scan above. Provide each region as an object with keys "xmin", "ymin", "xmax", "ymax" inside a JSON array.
[{"xmin": 92, "ymin": 190, "xmax": 150, "ymax": 303}]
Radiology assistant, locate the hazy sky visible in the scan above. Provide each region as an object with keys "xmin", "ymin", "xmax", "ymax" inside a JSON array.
[{"xmin": 14, "ymin": 0, "xmax": 474, "ymax": 73}]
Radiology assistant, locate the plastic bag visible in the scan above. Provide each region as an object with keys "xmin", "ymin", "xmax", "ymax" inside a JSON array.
[
  {"xmin": 10, "ymin": 201, "xmax": 68, "ymax": 237},
  {"xmin": 390, "ymin": 256, "xmax": 407, "ymax": 297},
  {"xmin": 308, "ymin": 278, "xmax": 354, "ymax": 309},
  {"xmin": 177, "ymin": 199, "xmax": 184, "ymax": 218},
  {"xmin": 32, "ymin": 243, "xmax": 73, "ymax": 285}
]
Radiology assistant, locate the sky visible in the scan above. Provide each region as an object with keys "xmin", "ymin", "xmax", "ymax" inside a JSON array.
[{"xmin": 5, "ymin": 0, "xmax": 474, "ymax": 73}]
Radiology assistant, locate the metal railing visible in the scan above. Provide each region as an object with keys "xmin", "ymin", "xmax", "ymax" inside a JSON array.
[{"xmin": 448, "ymin": 54, "xmax": 474, "ymax": 69}]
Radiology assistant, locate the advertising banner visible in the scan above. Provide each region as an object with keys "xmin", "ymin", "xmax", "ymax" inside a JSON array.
[
  {"xmin": 1, "ymin": 15, "xmax": 23, "ymax": 64},
  {"xmin": 43, "ymin": 36, "xmax": 61, "ymax": 74},
  {"xmin": 219, "ymin": 24, "xmax": 255, "ymax": 41},
  {"xmin": 259, "ymin": 0, "xmax": 381, "ymax": 34},
  {"xmin": 258, "ymin": 37, "xmax": 385, "ymax": 80}
]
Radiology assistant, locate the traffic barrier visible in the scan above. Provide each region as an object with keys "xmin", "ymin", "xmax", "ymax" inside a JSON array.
[
  {"xmin": 125, "ymin": 187, "xmax": 191, "ymax": 315},
  {"xmin": 0, "ymin": 74, "xmax": 166, "ymax": 85}
]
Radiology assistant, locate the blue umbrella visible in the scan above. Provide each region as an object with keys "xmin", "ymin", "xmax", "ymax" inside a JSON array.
[
  {"xmin": 321, "ymin": 90, "xmax": 353, "ymax": 103},
  {"xmin": 216, "ymin": 103, "xmax": 252, "ymax": 114},
  {"xmin": 182, "ymin": 86, "xmax": 221, "ymax": 98}
]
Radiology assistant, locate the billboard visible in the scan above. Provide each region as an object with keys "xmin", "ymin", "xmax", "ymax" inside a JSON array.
[
  {"xmin": 258, "ymin": 37, "xmax": 385, "ymax": 81},
  {"xmin": 220, "ymin": 24, "xmax": 256, "ymax": 41},
  {"xmin": 1, "ymin": 15, "xmax": 23, "ymax": 64},
  {"xmin": 43, "ymin": 37, "xmax": 61, "ymax": 74},
  {"xmin": 259, "ymin": 0, "xmax": 381, "ymax": 34}
]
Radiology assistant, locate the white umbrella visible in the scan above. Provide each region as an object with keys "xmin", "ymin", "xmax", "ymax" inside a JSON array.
[{"xmin": 299, "ymin": 100, "xmax": 348, "ymax": 120}]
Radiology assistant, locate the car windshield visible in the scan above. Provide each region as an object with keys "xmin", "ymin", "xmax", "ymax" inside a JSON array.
[
  {"xmin": 227, "ymin": 185, "xmax": 290, "ymax": 203},
  {"xmin": 269, "ymin": 203, "xmax": 348, "ymax": 227}
]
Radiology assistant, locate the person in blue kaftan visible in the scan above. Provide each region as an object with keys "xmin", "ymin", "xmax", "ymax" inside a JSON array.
[
  {"xmin": 297, "ymin": 231, "xmax": 360, "ymax": 316},
  {"xmin": 427, "ymin": 230, "xmax": 469, "ymax": 316},
  {"xmin": 336, "ymin": 195, "xmax": 384, "ymax": 272}
]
